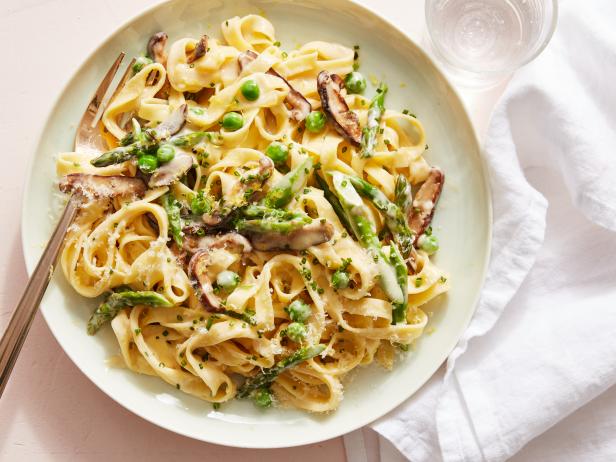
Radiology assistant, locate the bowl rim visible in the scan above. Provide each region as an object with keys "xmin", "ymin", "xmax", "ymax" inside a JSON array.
[{"xmin": 20, "ymin": 0, "xmax": 493, "ymax": 448}]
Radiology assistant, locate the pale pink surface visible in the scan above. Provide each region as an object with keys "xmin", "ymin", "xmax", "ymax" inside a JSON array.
[{"xmin": 0, "ymin": 0, "xmax": 502, "ymax": 460}]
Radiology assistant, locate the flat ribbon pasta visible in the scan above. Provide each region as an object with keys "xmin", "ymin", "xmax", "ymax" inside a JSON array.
[{"xmin": 58, "ymin": 13, "xmax": 449, "ymax": 414}]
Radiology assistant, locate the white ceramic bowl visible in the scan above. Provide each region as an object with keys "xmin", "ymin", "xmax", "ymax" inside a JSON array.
[{"xmin": 21, "ymin": 0, "xmax": 491, "ymax": 448}]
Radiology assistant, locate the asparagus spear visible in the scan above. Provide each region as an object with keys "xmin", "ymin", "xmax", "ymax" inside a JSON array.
[
  {"xmin": 315, "ymin": 172, "xmax": 354, "ymax": 235},
  {"xmin": 161, "ymin": 193, "xmax": 183, "ymax": 246},
  {"xmin": 394, "ymin": 174, "xmax": 413, "ymax": 217},
  {"xmin": 236, "ymin": 344, "xmax": 326, "ymax": 399},
  {"xmin": 169, "ymin": 131, "xmax": 208, "ymax": 148},
  {"xmin": 90, "ymin": 141, "xmax": 151, "ymax": 167},
  {"xmin": 88, "ymin": 290, "xmax": 171, "ymax": 335},
  {"xmin": 235, "ymin": 215, "xmax": 312, "ymax": 234},
  {"xmin": 360, "ymin": 83, "xmax": 388, "ymax": 158},
  {"xmin": 90, "ymin": 131, "xmax": 206, "ymax": 168},
  {"xmin": 329, "ymin": 172, "xmax": 403, "ymax": 304},
  {"xmin": 389, "ymin": 242, "xmax": 409, "ymax": 324},
  {"xmin": 242, "ymin": 204, "xmax": 307, "ymax": 221},
  {"xmin": 348, "ymin": 175, "xmax": 414, "ymax": 258},
  {"xmin": 264, "ymin": 157, "xmax": 313, "ymax": 209},
  {"xmin": 91, "ymin": 120, "xmax": 155, "ymax": 167},
  {"xmin": 119, "ymin": 131, "xmax": 136, "ymax": 146}
]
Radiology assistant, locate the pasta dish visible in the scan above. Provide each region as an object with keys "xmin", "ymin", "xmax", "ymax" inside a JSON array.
[{"xmin": 56, "ymin": 14, "xmax": 448, "ymax": 412}]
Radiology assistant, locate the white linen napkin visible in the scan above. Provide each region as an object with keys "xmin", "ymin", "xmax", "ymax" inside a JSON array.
[{"xmin": 367, "ymin": 0, "xmax": 616, "ymax": 460}]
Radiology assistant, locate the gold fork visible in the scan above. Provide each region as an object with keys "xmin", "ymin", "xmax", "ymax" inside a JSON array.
[{"xmin": 0, "ymin": 52, "xmax": 135, "ymax": 397}]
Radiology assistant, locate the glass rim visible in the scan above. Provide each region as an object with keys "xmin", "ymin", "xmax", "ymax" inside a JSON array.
[{"xmin": 424, "ymin": 0, "xmax": 560, "ymax": 77}]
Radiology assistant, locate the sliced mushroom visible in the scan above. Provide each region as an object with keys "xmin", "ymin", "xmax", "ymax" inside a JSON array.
[
  {"xmin": 148, "ymin": 152, "xmax": 194, "ymax": 188},
  {"xmin": 152, "ymin": 104, "xmax": 187, "ymax": 141},
  {"xmin": 173, "ymin": 233, "xmax": 231, "ymax": 269},
  {"xmin": 147, "ymin": 32, "xmax": 168, "ymax": 65},
  {"xmin": 238, "ymin": 50, "xmax": 258, "ymax": 70},
  {"xmin": 201, "ymin": 210, "xmax": 227, "ymax": 227},
  {"xmin": 199, "ymin": 204, "xmax": 242, "ymax": 230},
  {"xmin": 180, "ymin": 233, "xmax": 209, "ymax": 253},
  {"xmin": 188, "ymin": 251, "xmax": 219, "ymax": 310},
  {"xmin": 188, "ymin": 233, "xmax": 252, "ymax": 311},
  {"xmin": 330, "ymin": 73, "xmax": 345, "ymax": 88},
  {"xmin": 187, "ymin": 35, "xmax": 208, "ymax": 64},
  {"xmin": 146, "ymin": 32, "xmax": 169, "ymax": 92},
  {"xmin": 249, "ymin": 221, "xmax": 334, "ymax": 251},
  {"xmin": 59, "ymin": 174, "xmax": 146, "ymax": 199},
  {"xmin": 209, "ymin": 233, "xmax": 252, "ymax": 252},
  {"xmin": 408, "ymin": 167, "xmax": 445, "ymax": 243},
  {"xmin": 238, "ymin": 50, "xmax": 312, "ymax": 122},
  {"xmin": 171, "ymin": 231, "xmax": 237, "ymax": 268},
  {"xmin": 273, "ymin": 69, "xmax": 312, "ymax": 122},
  {"xmin": 182, "ymin": 211, "xmax": 240, "ymax": 239},
  {"xmin": 317, "ymin": 70, "xmax": 361, "ymax": 145}
]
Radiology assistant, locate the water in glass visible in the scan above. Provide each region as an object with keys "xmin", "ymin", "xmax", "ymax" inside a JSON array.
[{"xmin": 425, "ymin": 0, "xmax": 557, "ymax": 86}]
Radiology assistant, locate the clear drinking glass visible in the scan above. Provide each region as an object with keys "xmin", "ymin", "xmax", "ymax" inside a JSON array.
[{"xmin": 424, "ymin": 0, "xmax": 559, "ymax": 87}]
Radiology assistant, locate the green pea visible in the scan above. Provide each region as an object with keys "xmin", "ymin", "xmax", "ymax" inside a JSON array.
[
  {"xmin": 331, "ymin": 269, "xmax": 350, "ymax": 290},
  {"xmin": 222, "ymin": 112, "xmax": 244, "ymax": 131},
  {"xmin": 216, "ymin": 270, "xmax": 240, "ymax": 290},
  {"xmin": 240, "ymin": 79, "xmax": 260, "ymax": 101},
  {"xmin": 285, "ymin": 300, "xmax": 311, "ymax": 323},
  {"xmin": 265, "ymin": 141, "xmax": 289, "ymax": 165},
  {"xmin": 344, "ymin": 71, "xmax": 367, "ymax": 94},
  {"xmin": 286, "ymin": 322, "xmax": 307, "ymax": 342},
  {"xmin": 132, "ymin": 56, "xmax": 153, "ymax": 73},
  {"xmin": 191, "ymin": 190, "xmax": 211, "ymax": 215},
  {"xmin": 156, "ymin": 144, "xmax": 175, "ymax": 163},
  {"xmin": 137, "ymin": 154, "xmax": 159, "ymax": 173},
  {"xmin": 418, "ymin": 234, "xmax": 439, "ymax": 255},
  {"xmin": 253, "ymin": 388, "xmax": 273, "ymax": 408},
  {"xmin": 305, "ymin": 111, "xmax": 326, "ymax": 133}
]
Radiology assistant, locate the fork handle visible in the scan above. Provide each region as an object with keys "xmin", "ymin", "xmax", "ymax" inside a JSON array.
[{"xmin": 0, "ymin": 196, "xmax": 79, "ymax": 397}]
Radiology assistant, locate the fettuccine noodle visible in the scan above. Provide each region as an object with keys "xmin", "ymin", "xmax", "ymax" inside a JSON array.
[{"xmin": 56, "ymin": 14, "xmax": 449, "ymax": 413}]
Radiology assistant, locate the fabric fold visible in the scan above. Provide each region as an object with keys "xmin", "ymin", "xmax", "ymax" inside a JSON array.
[{"xmin": 372, "ymin": 0, "xmax": 616, "ymax": 460}]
